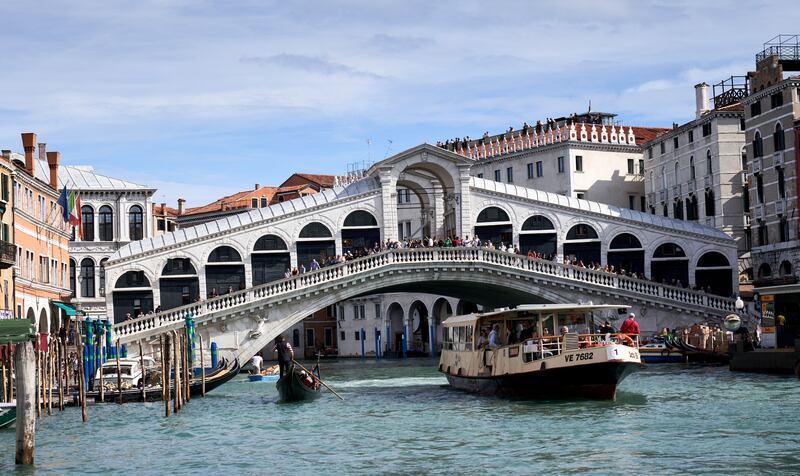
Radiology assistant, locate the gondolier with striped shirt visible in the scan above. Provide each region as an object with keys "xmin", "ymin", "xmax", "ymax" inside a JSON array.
[{"xmin": 274, "ymin": 335, "xmax": 294, "ymax": 378}]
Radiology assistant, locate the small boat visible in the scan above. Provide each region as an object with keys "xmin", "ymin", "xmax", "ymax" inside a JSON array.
[
  {"xmin": 639, "ymin": 342, "xmax": 685, "ymax": 363},
  {"xmin": 93, "ymin": 357, "xmax": 157, "ymax": 391},
  {"xmin": 249, "ymin": 364, "xmax": 280, "ymax": 382},
  {"xmin": 276, "ymin": 362, "xmax": 321, "ymax": 402},
  {"xmin": 439, "ymin": 304, "xmax": 644, "ymax": 400},
  {"xmin": 77, "ymin": 358, "xmax": 240, "ymax": 404},
  {"xmin": 0, "ymin": 401, "xmax": 15, "ymax": 429}
]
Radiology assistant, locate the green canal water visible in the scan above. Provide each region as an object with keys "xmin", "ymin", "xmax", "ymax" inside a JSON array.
[{"xmin": 1, "ymin": 360, "xmax": 799, "ymax": 475}]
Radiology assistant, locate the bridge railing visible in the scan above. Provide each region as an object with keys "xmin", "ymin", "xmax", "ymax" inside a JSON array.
[{"xmin": 113, "ymin": 247, "xmax": 735, "ymax": 339}]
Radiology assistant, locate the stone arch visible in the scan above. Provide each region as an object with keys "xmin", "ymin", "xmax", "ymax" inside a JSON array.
[
  {"xmin": 474, "ymin": 204, "xmax": 514, "ymax": 246},
  {"xmin": 296, "ymin": 220, "xmax": 336, "ymax": 269},
  {"xmin": 779, "ymin": 260, "xmax": 792, "ymax": 276},
  {"xmin": 518, "ymin": 213, "xmax": 558, "ymax": 257},
  {"xmin": 206, "ymin": 245, "xmax": 246, "ymax": 297},
  {"xmin": 386, "ymin": 301, "xmax": 406, "ymax": 354},
  {"xmin": 205, "ymin": 243, "xmax": 245, "ymax": 264},
  {"xmin": 341, "ymin": 209, "xmax": 381, "ymax": 254},
  {"xmin": 407, "ymin": 300, "xmax": 430, "ymax": 353},
  {"xmin": 38, "ymin": 308, "xmax": 49, "ymax": 335},
  {"xmin": 651, "ymin": 242, "xmax": 689, "ymax": 287},
  {"xmin": 695, "ymin": 251, "xmax": 733, "ymax": 296},
  {"xmin": 160, "ymin": 257, "xmax": 201, "ymax": 310},
  {"xmin": 563, "ymin": 222, "xmax": 601, "ymax": 265},
  {"xmin": 607, "ymin": 232, "xmax": 645, "ymax": 275},
  {"xmin": 244, "ymin": 227, "xmax": 293, "ymax": 256},
  {"xmin": 758, "ymin": 263, "xmax": 772, "ymax": 278},
  {"xmin": 251, "ymin": 234, "xmax": 291, "ymax": 286}
]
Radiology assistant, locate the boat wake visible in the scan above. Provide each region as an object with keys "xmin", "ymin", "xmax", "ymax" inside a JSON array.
[{"xmin": 332, "ymin": 376, "xmax": 448, "ymax": 388}]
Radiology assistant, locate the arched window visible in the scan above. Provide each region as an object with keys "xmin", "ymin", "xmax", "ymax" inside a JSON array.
[
  {"xmin": 99, "ymin": 205, "xmax": 114, "ymax": 241},
  {"xmin": 609, "ymin": 233, "xmax": 642, "ymax": 249},
  {"xmin": 80, "ymin": 258, "xmax": 95, "ymax": 298},
  {"xmin": 81, "ymin": 205, "xmax": 94, "ymax": 241},
  {"xmin": 757, "ymin": 263, "xmax": 772, "ymax": 278},
  {"xmin": 705, "ymin": 189, "xmax": 715, "ymax": 217},
  {"xmin": 208, "ymin": 246, "xmax": 242, "ymax": 262},
  {"xmin": 653, "ymin": 243, "xmax": 686, "ymax": 258},
  {"xmin": 661, "ymin": 166, "xmax": 667, "ymax": 189},
  {"xmin": 779, "ymin": 260, "xmax": 792, "ymax": 276},
  {"xmin": 753, "ymin": 131, "xmax": 763, "ymax": 158},
  {"xmin": 689, "ymin": 156, "xmax": 695, "ymax": 180},
  {"xmin": 674, "ymin": 162, "xmax": 680, "ymax": 186},
  {"xmin": 254, "ymin": 235, "xmax": 288, "ymax": 251},
  {"xmin": 99, "ymin": 258, "xmax": 108, "ymax": 296},
  {"xmin": 521, "ymin": 215, "xmax": 555, "ymax": 231},
  {"xmin": 774, "ymin": 123, "xmax": 785, "ymax": 151},
  {"xmin": 566, "ymin": 224, "xmax": 598, "ymax": 240},
  {"xmin": 476, "ymin": 207, "xmax": 510, "ymax": 223},
  {"xmin": 115, "ymin": 270, "xmax": 150, "ymax": 288},
  {"xmin": 343, "ymin": 210, "xmax": 378, "ymax": 227},
  {"xmin": 706, "ymin": 150, "xmax": 713, "ymax": 175},
  {"xmin": 128, "ymin": 205, "xmax": 143, "ymax": 241},
  {"xmin": 697, "ymin": 252, "xmax": 729, "ymax": 267},
  {"xmin": 162, "ymin": 258, "xmax": 197, "ymax": 275},
  {"xmin": 69, "ymin": 258, "xmax": 76, "ymax": 297},
  {"xmin": 649, "ymin": 171, "xmax": 653, "ymax": 188},
  {"xmin": 299, "ymin": 222, "xmax": 332, "ymax": 238}
]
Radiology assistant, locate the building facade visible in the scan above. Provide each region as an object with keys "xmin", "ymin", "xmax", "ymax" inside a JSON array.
[
  {"xmin": 0, "ymin": 153, "xmax": 15, "ymax": 320},
  {"xmin": 9, "ymin": 134, "xmax": 71, "ymax": 335},
  {"xmin": 62, "ymin": 163, "xmax": 155, "ymax": 319},
  {"xmin": 152, "ymin": 203, "xmax": 178, "ymax": 237},
  {"xmin": 643, "ymin": 82, "xmax": 748, "ymax": 275}
]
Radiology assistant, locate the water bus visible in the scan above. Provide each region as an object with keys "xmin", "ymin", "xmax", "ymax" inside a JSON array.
[{"xmin": 439, "ymin": 304, "xmax": 643, "ymax": 400}]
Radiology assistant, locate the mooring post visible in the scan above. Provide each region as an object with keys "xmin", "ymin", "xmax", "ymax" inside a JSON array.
[
  {"xmin": 199, "ymin": 334, "xmax": 206, "ymax": 397},
  {"xmin": 115, "ymin": 340, "xmax": 122, "ymax": 404},
  {"xmin": 139, "ymin": 341, "xmax": 147, "ymax": 402},
  {"xmin": 15, "ymin": 341, "xmax": 36, "ymax": 465}
]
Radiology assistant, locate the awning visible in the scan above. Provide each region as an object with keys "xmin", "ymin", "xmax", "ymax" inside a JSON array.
[
  {"xmin": 0, "ymin": 320, "xmax": 37, "ymax": 344},
  {"xmin": 53, "ymin": 301, "xmax": 79, "ymax": 316}
]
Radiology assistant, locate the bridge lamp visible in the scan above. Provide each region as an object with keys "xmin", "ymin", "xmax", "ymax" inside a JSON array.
[{"xmin": 735, "ymin": 296, "xmax": 744, "ymax": 311}]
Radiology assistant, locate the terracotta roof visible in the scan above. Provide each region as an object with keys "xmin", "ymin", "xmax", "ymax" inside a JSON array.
[
  {"xmin": 629, "ymin": 126, "xmax": 671, "ymax": 144},
  {"xmin": 280, "ymin": 173, "xmax": 337, "ymax": 188},
  {"xmin": 276, "ymin": 184, "xmax": 316, "ymax": 193},
  {"xmin": 152, "ymin": 204, "xmax": 179, "ymax": 217},
  {"xmin": 183, "ymin": 186, "xmax": 278, "ymax": 216}
]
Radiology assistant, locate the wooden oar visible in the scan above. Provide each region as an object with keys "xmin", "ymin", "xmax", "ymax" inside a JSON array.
[{"xmin": 291, "ymin": 359, "xmax": 344, "ymax": 401}]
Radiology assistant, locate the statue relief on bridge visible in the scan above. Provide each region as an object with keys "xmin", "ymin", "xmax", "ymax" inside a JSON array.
[{"xmin": 367, "ymin": 144, "xmax": 474, "ymax": 242}]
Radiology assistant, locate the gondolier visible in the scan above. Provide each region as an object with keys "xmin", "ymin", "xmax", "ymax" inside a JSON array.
[{"xmin": 274, "ymin": 335, "xmax": 294, "ymax": 378}]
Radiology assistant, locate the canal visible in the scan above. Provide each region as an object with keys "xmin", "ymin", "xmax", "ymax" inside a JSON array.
[{"xmin": 1, "ymin": 360, "xmax": 799, "ymax": 474}]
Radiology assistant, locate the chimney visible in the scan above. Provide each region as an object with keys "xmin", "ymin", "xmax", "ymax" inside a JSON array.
[
  {"xmin": 38, "ymin": 142, "xmax": 46, "ymax": 163},
  {"xmin": 177, "ymin": 198, "xmax": 185, "ymax": 215},
  {"xmin": 160, "ymin": 202, "xmax": 166, "ymax": 216},
  {"xmin": 46, "ymin": 151, "xmax": 60, "ymax": 190},
  {"xmin": 255, "ymin": 183, "xmax": 260, "ymax": 190},
  {"xmin": 1, "ymin": 150, "xmax": 10, "ymax": 160},
  {"xmin": 695, "ymin": 82, "xmax": 710, "ymax": 118},
  {"xmin": 20, "ymin": 132, "xmax": 36, "ymax": 177}
]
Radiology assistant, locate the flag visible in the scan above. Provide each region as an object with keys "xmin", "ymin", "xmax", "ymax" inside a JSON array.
[
  {"xmin": 57, "ymin": 186, "xmax": 69, "ymax": 223},
  {"xmin": 68, "ymin": 191, "xmax": 82, "ymax": 239}
]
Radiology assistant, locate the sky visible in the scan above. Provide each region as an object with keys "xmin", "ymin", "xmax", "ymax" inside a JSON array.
[{"xmin": 0, "ymin": 0, "xmax": 798, "ymax": 207}]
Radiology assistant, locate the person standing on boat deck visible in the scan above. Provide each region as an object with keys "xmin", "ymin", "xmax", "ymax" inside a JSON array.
[
  {"xmin": 619, "ymin": 313, "xmax": 640, "ymax": 335},
  {"xmin": 274, "ymin": 335, "xmax": 294, "ymax": 378},
  {"xmin": 488, "ymin": 324, "xmax": 500, "ymax": 348},
  {"xmin": 599, "ymin": 320, "xmax": 614, "ymax": 335},
  {"xmin": 250, "ymin": 353, "xmax": 263, "ymax": 375}
]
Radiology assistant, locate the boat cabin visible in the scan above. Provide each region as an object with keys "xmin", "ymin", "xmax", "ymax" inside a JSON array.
[{"xmin": 93, "ymin": 357, "xmax": 156, "ymax": 390}]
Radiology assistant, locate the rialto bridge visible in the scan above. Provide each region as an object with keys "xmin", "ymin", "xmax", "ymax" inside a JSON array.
[{"xmin": 102, "ymin": 144, "xmax": 739, "ymax": 363}]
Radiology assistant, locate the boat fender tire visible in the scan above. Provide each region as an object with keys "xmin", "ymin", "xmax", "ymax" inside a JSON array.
[{"xmin": 661, "ymin": 349, "xmax": 670, "ymax": 358}]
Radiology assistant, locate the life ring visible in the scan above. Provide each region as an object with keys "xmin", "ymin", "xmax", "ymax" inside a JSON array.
[
  {"xmin": 660, "ymin": 349, "xmax": 671, "ymax": 357},
  {"xmin": 617, "ymin": 334, "xmax": 635, "ymax": 346}
]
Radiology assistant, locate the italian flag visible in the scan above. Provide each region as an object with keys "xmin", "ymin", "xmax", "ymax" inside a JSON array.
[{"xmin": 68, "ymin": 191, "xmax": 82, "ymax": 239}]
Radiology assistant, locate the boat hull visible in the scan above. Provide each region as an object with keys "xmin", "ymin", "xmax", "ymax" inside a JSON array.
[
  {"xmin": 0, "ymin": 402, "xmax": 15, "ymax": 429},
  {"xmin": 444, "ymin": 360, "xmax": 642, "ymax": 400},
  {"xmin": 248, "ymin": 374, "xmax": 279, "ymax": 382},
  {"xmin": 640, "ymin": 350, "xmax": 685, "ymax": 364},
  {"xmin": 276, "ymin": 363, "xmax": 321, "ymax": 402}
]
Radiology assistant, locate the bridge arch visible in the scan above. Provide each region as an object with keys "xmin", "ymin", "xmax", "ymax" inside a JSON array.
[
  {"xmin": 474, "ymin": 205, "xmax": 514, "ymax": 246},
  {"xmin": 651, "ymin": 242, "xmax": 689, "ymax": 287},
  {"xmin": 408, "ymin": 300, "xmax": 430, "ymax": 354},
  {"xmin": 607, "ymin": 232, "xmax": 645, "ymax": 275},
  {"xmin": 252, "ymin": 234, "xmax": 291, "ymax": 286},
  {"xmin": 159, "ymin": 257, "xmax": 200, "ymax": 310},
  {"xmin": 296, "ymin": 221, "xmax": 336, "ymax": 269},
  {"xmin": 694, "ymin": 251, "xmax": 733, "ymax": 296},
  {"xmin": 563, "ymin": 223, "xmax": 601, "ymax": 265},
  {"xmin": 386, "ymin": 301, "xmax": 406, "ymax": 354},
  {"xmin": 519, "ymin": 214, "xmax": 557, "ymax": 258},
  {"xmin": 112, "ymin": 270, "xmax": 154, "ymax": 322},
  {"xmin": 341, "ymin": 210, "xmax": 381, "ymax": 255},
  {"xmin": 206, "ymin": 245, "xmax": 245, "ymax": 297}
]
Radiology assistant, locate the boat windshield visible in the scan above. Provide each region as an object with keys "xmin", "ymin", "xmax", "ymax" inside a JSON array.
[
  {"xmin": 102, "ymin": 365, "xmax": 133, "ymax": 376},
  {"xmin": 442, "ymin": 324, "xmax": 474, "ymax": 351}
]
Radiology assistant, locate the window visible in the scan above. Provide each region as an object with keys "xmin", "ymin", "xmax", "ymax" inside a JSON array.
[
  {"xmin": 80, "ymin": 205, "xmax": 94, "ymax": 241},
  {"xmin": 324, "ymin": 328, "xmax": 333, "ymax": 347},
  {"xmin": 774, "ymin": 123, "xmax": 785, "ymax": 151},
  {"xmin": 778, "ymin": 168, "xmax": 785, "ymax": 198},
  {"xmin": 756, "ymin": 175, "xmax": 764, "ymax": 203},
  {"xmin": 640, "ymin": 196, "xmax": 646, "ymax": 212},
  {"xmin": 740, "ymin": 118, "xmax": 746, "ymax": 131},
  {"xmin": 536, "ymin": 161, "xmax": 543, "ymax": 177},
  {"xmin": 673, "ymin": 199, "xmax": 684, "ymax": 220},
  {"xmin": 648, "ymin": 148, "xmax": 653, "ymax": 160},
  {"xmin": 629, "ymin": 195, "xmax": 635, "ymax": 210},
  {"xmin": 306, "ymin": 328, "xmax": 315, "ymax": 347},
  {"xmin": 702, "ymin": 123, "xmax": 712, "ymax": 137},
  {"xmin": 0, "ymin": 174, "xmax": 7, "ymax": 202},
  {"xmin": 627, "ymin": 159, "xmax": 635, "ymax": 175},
  {"xmin": 340, "ymin": 331, "xmax": 345, "ymax": 341},
  {"xmin": 743, "ymin": 184, "xmax": 750, "ymax": 212},
  {"xmin": 575, "ymin": 155, "xmax": 583, "ymax": 172},
  {"xmin": 706, "ymin": 150, "xmax": 712, "ymax": 175},
  {"xmin": 477, "ymin": 173, "xmax": 483, "ymax": 179},
  {"xmin": 557, "ymin": 156, "xmax": 565, "ymax": 173},
  {"xmin": 251, "ymin": 198, "xmax": 257, "ymax": 208},
  {"xmin": 770, "ymin": 92, "xmax": 783, "ymax": 109},
  {"xmin": 39, "ymin": 256, "xmax": 48, "ymax": 283},
  {"xmin": 753, "ymin": 131, "xmax": 763, "ymax": 158},
  {"xmin": 673, "ymin": 137, "xmax": 679, "ymax": 150},
  {"xmin": 576, "ymin": 192, "xmax": 585, "ymax": 200},
  {"xmin": 750, "ymin": 100, "xmax": 761, "ymax": 117},
  {"xmin": 494, "ymin": 170, "xmax": 501, "ymax": 181},
  {"xmin": 80, "ymin": 258, "xmax": 95, "ymax": 298},
  {"xmin": 527, "ymin": 163, "xmax": 534, "ymax": 179},
  {"xmin": 69, "ymin": 259, "xmax": 76, "ymax": 296},
  {"xmin": 354, "ymin": 331, "xmax": 360, "ymax": 341},
  {"xmin": 396, "ymin": 189, "xmax": 411, "ymax": 204},
  {"xmin": 260, "ymin": 197, "xmax": 268, "ymax": 207},
  {"xmin": 98, "ymin": 205, "xmax": 113, "ymax": 241},
  {"xmin": 157, "ymin": 219, "xmax": 165, "ymax": 231},
  {"xmin": 660, "ymin": 142, "xmax": 665, "ymax": 154},
  {"xmin": 128, "ymin": 205, "xmax": 144, "ymax": 241},
  {"xmin": 674, "ymin": 162, "xmax": 680, "ymax": 185},
  {"xmin": 99, "ymin": 258, "xmax": 108, "ymax": 296},
  {"xmin": 689, "ymin": 156, "xmax": 696, "ymax": 180},
  {"xmin": 758, "ymin": 223, "xmax": 768, "ymax": 247},
  {"xmin": 688, "ymin": 130, "xmax": 694, "ymax": 143},
  {"xmin": 506, "ymin": 167, "xmax": 513, "ymax": 183},
  {"xmin": 375, "ymin": 303, "xmax": 381, "ymax": 319},
  {"xmin": 663, "ymin": 204, "xmax": 668, "ymax": 217},
  {"xmin": 1, "ymin": 224, "xmax": 8, "ymax": 242},
  {"xmin": 705, "ymin": 189, "xmax": 715, "ymax": 217},
  {"xmin": 638, "ymin": 159, "xmax": 644, "ymax": 175},
  {"xmin": 293, "ymin": 329, "xmax": 300, "ymax": 348},
  {"xmin": 39, "ymin": 196, "xmax": 45, "ymax": 220},
  {"xmin": 780, "ymin": 219, "xmax": 789, "ymax": 242}
]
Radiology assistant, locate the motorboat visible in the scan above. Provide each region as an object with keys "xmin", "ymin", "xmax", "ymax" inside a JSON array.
[
  {"xmin": 639, "ymin": 342, "xmax": 685, "ymax": 363},
  {"xmin": 93, "ymin": 357, "xmax": 157, "ymax": 391},
  {"xmin": 248, "ymin": 364, "xmax": 280, "ymax": 382},
  {"xmin": 439, "ymin": 304, "xmax": 643, "ymax": 400}
]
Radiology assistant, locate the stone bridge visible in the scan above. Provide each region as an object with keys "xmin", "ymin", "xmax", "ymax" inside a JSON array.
[{"xmin": 103, "ymin": 144, "xmax": 738, "ymax": 362}]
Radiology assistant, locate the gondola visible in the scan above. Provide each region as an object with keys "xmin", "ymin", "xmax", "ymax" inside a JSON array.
[
  {"xmin": 276, "ymin": 362, "xmax": 321, "ymax": 402},
  {"xmin": 74, "ymin": 357, "xmax": 240, "ymax": 404},
  {"xmin": 0, "ymin": 401, "xmax": 15, "ymax": 429}
]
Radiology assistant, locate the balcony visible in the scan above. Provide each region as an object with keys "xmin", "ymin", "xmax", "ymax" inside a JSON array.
[
  {"xmin": 775, "ymin": 199, "xmax": 786, "ymax": 215},
  {"xmin": 687, "ymin": 178, "xmax": 696, "ymax": 192},
  {"xmin": 754, "ymin": 203, "xmax": 765, "ymax": 221},
  {"xmin": 773, "ymin": 151, "xmax": 784, "ymax": 168},
  {"xmin": 0, "ymin": 241, "xmax": 15, "ymax": 269},
  {"xmin": 659, "ymin": 189, "xmax": 667, "ymax": 202},
  {"xmin": 672, "ymin": 184, "xmax": 681, "ymax": 197},
  {"xmin": 751, "ymin": 157, "xmax": 762, "ymax": 174}
]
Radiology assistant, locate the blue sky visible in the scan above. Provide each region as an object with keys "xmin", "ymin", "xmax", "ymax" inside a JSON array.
[{"xmin": 1, "ymin": 1, "xmax": 797, "ymax": 206}]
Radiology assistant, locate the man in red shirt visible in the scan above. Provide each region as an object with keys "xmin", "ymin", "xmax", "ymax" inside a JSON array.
[{"xmin": 619, "ymin": 312, "xmax": 640, "ymax": 335}]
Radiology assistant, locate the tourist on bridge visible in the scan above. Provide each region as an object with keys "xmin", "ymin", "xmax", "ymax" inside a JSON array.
[
  {"xmin": 311, "ymin": 258, "xmax": 320, "ymax": 271},
  {"xmin": 619, "ymin": 313, "xmax": 640, "ymax": 335},
  {"xmin": 274, "ymin": 335, "xmax": 294, "ymax": 378}
]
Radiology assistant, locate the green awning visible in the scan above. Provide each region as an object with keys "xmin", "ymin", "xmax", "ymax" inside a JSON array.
[
  {"xmin": 53, "ymin": 302, "xmax": 78, "ymax": 316},
  {"xmin": 0, "ymin": 320, "xmax": 36, "ymax": 344}
]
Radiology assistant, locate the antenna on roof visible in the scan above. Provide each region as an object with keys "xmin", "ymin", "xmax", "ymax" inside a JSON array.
[
  {"xmin": 588, "ymin": 100, "xmax": 592, "ymax": 113},
  {"xmin": 366, "ymin": 138, "xmax": 372, "ymax": 163},
  {"xmin": 384, "ymin": 139, "xmax": 393, "ymax": 159}
]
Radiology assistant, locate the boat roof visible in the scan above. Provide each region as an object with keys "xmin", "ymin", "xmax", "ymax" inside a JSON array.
[{"xmin": 442, "ymin": 304, "xmax": 628, "ymax": 327}]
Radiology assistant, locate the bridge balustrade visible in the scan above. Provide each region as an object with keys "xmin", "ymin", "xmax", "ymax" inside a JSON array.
[{"xmin": 113, "ymin": 247, "xmax": 736, "ymax": 341}]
